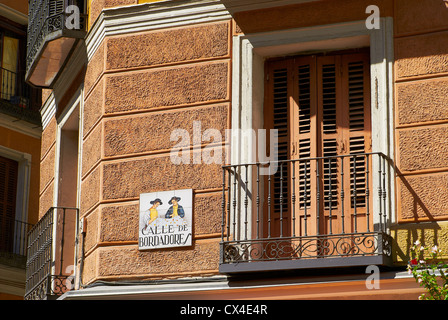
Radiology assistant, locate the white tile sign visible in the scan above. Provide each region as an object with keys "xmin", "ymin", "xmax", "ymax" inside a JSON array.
[{"xmin": 139, "ymin": 189, "xmax": 193, "ymax": 250}]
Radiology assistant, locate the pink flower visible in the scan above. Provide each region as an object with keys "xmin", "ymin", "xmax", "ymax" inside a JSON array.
[{"xmin": 431, "ymin": 245, "xmax": 440, "ymax": 254}]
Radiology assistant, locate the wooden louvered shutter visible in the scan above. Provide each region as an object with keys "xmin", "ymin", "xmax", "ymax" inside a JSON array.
[
  {"xmin": 264, "ymin": 51, "xmax": 371, "ymax": 238},
  {"xmin": 0, "ymin": 155, "xmax": 18, "ymax": 253},
  {"xmin": 316, "ymin": 52, "xmax": 371, "ymax": 235},
  {"xmin": 49, "ymin": 0, "xmax": 65, "ymax": 16},
  {"xmin": 291, "ymin": 56, "xmax": 318, "ymax": 237},
  {"xmin": 342, "ymin": 53, "xmax": 371, "ymax": 233},
  {"xmin": 317, "ymin": 55, "xmax": 340, "ymax": 235},
  {"xmin": 264, "ymin": 59, "xmax": 292, "ymax": 237}
]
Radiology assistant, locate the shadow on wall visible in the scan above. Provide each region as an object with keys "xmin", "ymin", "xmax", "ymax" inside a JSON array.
[
  {"xmin": 391, "ymin": 164, "xmax": 448, "ymax": 264},
  {"xmin": 390, "ymin": 221, "xmax": 447, "ymax": 265}
]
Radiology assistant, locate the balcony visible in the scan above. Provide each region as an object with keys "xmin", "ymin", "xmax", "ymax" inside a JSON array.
[
  {"xmin": 0, "ymin": 216, "xmax": 33, "ymax": 269},
  {"xmin": 0, "ymin": 67, "xmax": 41, "ymax": 125},
  {"xmin": 219, "ymin": 152, "xmax": 393, "ymax": 273},
  {"xmin": 26, "ymin": 0, "xmax": 86, "ymax": 88},
  {"xmin": 24, "ymin": 207, "xmax": 79, "ymax": 300}
]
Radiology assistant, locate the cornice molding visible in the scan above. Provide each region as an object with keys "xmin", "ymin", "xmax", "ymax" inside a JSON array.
[
  {"xmin": 220, "ymin": 0, "xmax": 320, "ymax": 14},
  {"xmin": 0, "ymin": 3, "xmax": 28, "ymax": 25},
  {"xmin": 85, "ymin": 0, "xmax": 232, "ymax": 61},
  {"xmin": 0, "ymin": 113, "xmax": 41, "ymax": 139}
]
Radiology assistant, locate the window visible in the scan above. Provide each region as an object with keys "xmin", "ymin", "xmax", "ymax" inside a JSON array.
[
  {"xmin": 0, "ymin": 155, "xmax": 18, "ymax": 253},
  {"xmin": 221, "ymin": 19, "xmax": 395, "ymax": 272},
  {"xmin": 264, "ymin": 51, "xmax": 371, "ymax": 238},
  {"xmin": 231, "ymin": 19, "xmax": 395, "ymax": 237},
  {"xmin": 0, "ymin": 32, "xmax": 20, "ymax": 100}
]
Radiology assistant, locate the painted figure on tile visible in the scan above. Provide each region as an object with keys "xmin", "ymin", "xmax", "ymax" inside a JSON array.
[
  {"xmin": 165, "ymin": 196, "xmax": 187, "ymax": 227},
  {"xmin": 165, "ymin": 196, "xmax": 185, "ymax": 218},
  {"xmin": 143, "ymin": 198, "xmax": 163, "ymax": 230}
]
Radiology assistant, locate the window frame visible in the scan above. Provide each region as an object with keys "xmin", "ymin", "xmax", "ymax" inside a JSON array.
[
  {"xmin": 0, "ymin": 145, "xmax": 32, "ymax": 253},
  {"xmin": 230, "ymin": 18, "xmax": 395, "ymax": 237}
]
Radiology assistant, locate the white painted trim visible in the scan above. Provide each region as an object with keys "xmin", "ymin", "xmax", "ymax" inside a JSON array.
[
  {"xmin": 52, "ymin": 88, "xmax": 83, "ymax": 291},
  {"xmin": 232, "ymin": 18, "xmax": 396, "ymax": 234},
  {"xmin": 40, "ymin": 93, "xmax": 56, "ymax": 130},
  {"xmin": 53, "ymin": 88, "xmax": 83, "ymax": 209},
  {"xmin": 85, "ymin": 0, "xmax": 232, "ymax": 61},
  {"xmin": 220, "ymin": 0, "xmax": 319, "ymax": 13}
]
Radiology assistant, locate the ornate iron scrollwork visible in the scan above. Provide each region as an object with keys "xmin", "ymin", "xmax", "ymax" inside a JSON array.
[
  {"xmin": 222, "ymin": 232, "xmax": 391, "ymax": 264},
  {"xmin": 26, "ymin": 0, "xmax": 87, "ymax": 74}
]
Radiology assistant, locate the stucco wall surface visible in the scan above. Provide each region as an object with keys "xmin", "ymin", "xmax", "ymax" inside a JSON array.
[
  {"xmin": 80, "ymin": 20, "xmax": 231, "ymax": 283},
  {"xmin": 37, "ymin": 0, "xmax": 448, "ymax": 287},
  {"xmin": 394, "ymin": 0, "xmax": 448, "ymax": 224}
]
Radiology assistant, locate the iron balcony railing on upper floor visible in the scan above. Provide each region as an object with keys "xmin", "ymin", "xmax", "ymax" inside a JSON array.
[
  {"xmin": 0, "ymin": 67, "xmax": 41, "ymax": 125},
  {"xmin": 0, "ymin": 216, "xmax": 33, "ymax": 268},
  {"xmin": 219, "ymin": 152, "xmax": 393, "ymax": 273},
  {"xmin": 26, "ymin": 0, "xmax": 87, "ymax": 87},
  {"xmin": 24, "ymin": 207, "xmax": 79, "ymax": 300}
]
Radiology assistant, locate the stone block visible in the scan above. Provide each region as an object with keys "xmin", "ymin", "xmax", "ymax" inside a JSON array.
[
  {"xmin": 104, "ymin": 62, "xmax": 229, "ymax": 114},
  {"xmin": 103, "ymin": 104, "xmax": 228, "ymax": 157},
  {"xmin": 395, "ymin": 0, "xmax": 448, "ymax": 35},
  {"xmin": 83, "ymin": 78, "xmax": 104, "ymax": 137},
  {"xmin": 102, "ymin": 153, "xmax": 222, "ymax": 201},
  {"xmin": 395, "ymin": 32, "xmax": 448, "ymax": 79},
  {"xmin": 397, "ymin": 78, "xmax": 448, "ymax": 125},
  {"xmin": 39, "ymin": 180, "xmax": 54, "ymax": 219},
  {"xmin": 84, "ymin": 207, "xmax": 99, "ymax": 253},
  {"xmin": 106, "ymin": 22, "xmax": 230, "ymax": 70},
  {"xmin": 97, "ymin": 239, "xmax": 219, "ymax": 277},
  {"xmin": 100, "ymin": 203, "xmax": 139, "ymax": 243},
  {"xmin": 81, "ymin": 166, "xmax": 101, "ymax": 215},
  {"xmin": 41, "ymin": 117, "xmax": 56, "ymax": 160},
  {"xmin": 82, "ymin": 123, "xmax": 102, "ymax": 177},
  {"xmin": 85, "ymin": 42, "xmax": 105, "ymax": 95},
  {"xmin": 40, "ymin": 144, "xmax": 55, "ymax": 194},
  {"xmin": 397, "ymin": 126, "xmax": 448, "ymax": 172},
  {"xmin": 397, "ymin": 173, "xmax": 448, "ymax": 221}
]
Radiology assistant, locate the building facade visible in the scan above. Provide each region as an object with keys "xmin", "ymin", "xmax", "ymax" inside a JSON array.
[
  {"xmin": 23, "ymin": 0, "xmax": 448, "ymax": 300},
  {"xmin": 0, "ymin": 0, "xmax": 41, "ymax": 300}
]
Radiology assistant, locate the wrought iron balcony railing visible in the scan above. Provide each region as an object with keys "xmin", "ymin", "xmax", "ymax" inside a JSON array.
[
  {"xmin": 0, "ymin": 216, "xmax": 33, "ymax": 268},
  {"xmin": 220, "ymin": 152, "xmax": 393, "ymax": 273},
  {"xmin": 24, "ymin": 207, "xmax": 79, "ymax": 300},
  {"xmin": 26, "ymin": 0, "xmax": 86, "ymax": 88},
  {"xmin": 0, "ymin": 67, "xmax": 41, "ymax": 125}
]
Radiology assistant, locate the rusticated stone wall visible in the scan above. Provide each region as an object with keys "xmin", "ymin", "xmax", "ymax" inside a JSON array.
[
  {"xmin": 81, "ymin": 20, "xmax": 231, "ymax": 284},
  {"xmin": 39, "ymin": 117, "xmax": 57, "ymax": 218},
  {"xmin": 394, "ymin": 0, "xmax": 448, "ymax": 224}
]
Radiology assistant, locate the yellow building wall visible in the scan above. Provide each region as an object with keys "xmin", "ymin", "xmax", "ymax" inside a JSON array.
[{"xmin": 0, "ymin": 126, "xmax": 41, "ymax": 226}]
